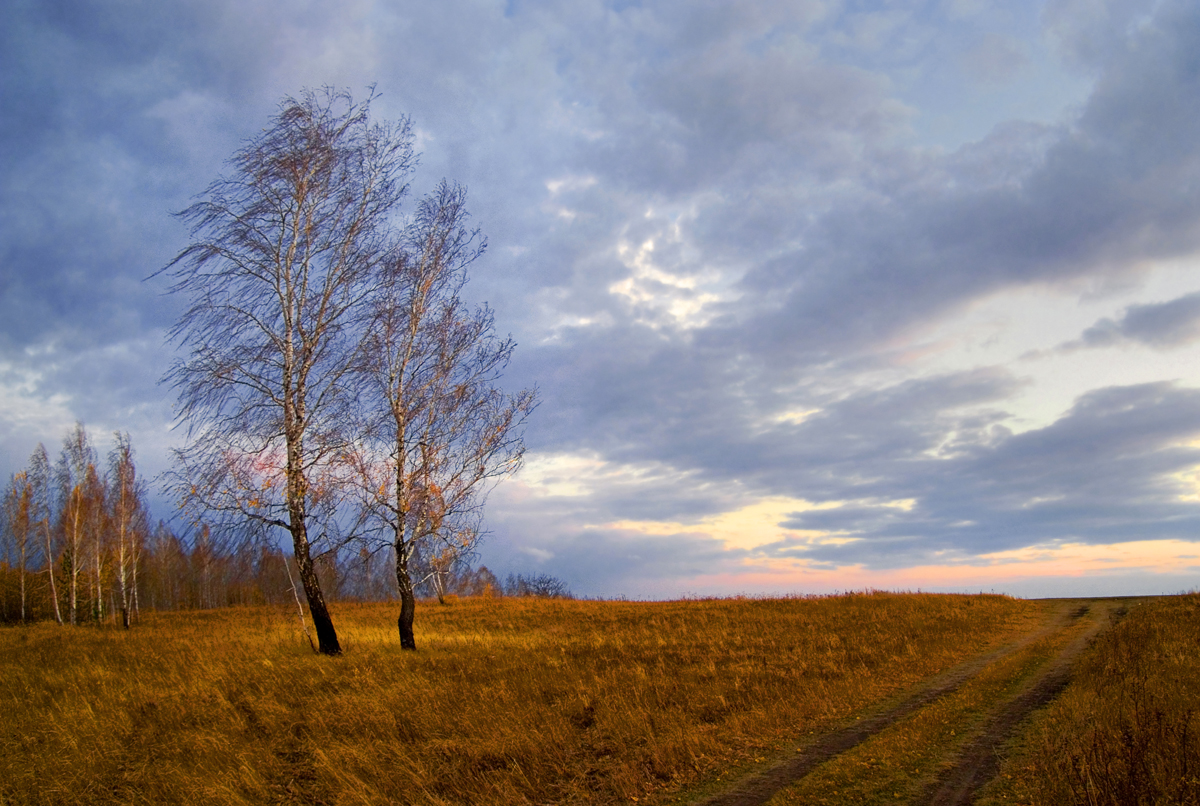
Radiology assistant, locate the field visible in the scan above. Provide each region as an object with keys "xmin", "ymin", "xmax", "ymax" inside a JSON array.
[{"xmin": 1, "ymin": 592, "xmax": 1196, "ymax": 805}]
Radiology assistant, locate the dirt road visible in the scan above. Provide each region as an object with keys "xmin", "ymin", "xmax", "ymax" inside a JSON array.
[{"xmin": 688, "ymin": 599, "xmax": 1127, "ymax": 806}]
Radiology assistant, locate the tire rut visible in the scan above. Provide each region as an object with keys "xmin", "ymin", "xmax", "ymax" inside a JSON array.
[{"xmin": 687, "ymin": 600, "xmax": 1106, "ymax": 806}]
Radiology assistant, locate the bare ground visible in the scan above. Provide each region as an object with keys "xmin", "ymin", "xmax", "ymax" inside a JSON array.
[{"xmin": 688, "ymin": 599, "xmax": 1125, "ymax": 806}]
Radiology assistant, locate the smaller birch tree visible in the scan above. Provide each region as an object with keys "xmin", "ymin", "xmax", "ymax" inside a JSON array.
[
  {"xmin": 57, "ymin": 424, "xmax": 101, "ymax": 626},
  {"xmin": 351, "ymin": 180, "xmax": 535, "ymax": 650}
]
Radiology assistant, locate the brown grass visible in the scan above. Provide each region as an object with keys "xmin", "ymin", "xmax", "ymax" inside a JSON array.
[
  {"xmin": 978, "ymin": 594, "xmax": 1200, "ymax": 806},
  {"xmin": 0, "ymin": 592, "xmax": 1044, "ymax": 805}
]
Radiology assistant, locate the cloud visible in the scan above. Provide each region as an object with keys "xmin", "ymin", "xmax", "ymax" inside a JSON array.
[
  {"xmin": 479, "ymin": 492, "xmax": 755, "ymax": 597},
  {"xmin": 1064, "ymin": 292, "xmax": 1200, "ymax": 351},
  {"xmin": 767, "ymin": 382, "xmax": 1200, "ymax": 567}
]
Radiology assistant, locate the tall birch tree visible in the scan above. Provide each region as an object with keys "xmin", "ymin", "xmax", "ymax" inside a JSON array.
[{"xmin": 161, "ymin": 88, "xmax": 414, "ymax": 654}]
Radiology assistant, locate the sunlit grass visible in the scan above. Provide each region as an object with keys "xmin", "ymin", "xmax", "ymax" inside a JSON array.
[
  {"xmin": 978, "ymin": 594, "xmax": 1200, "ymax": 806},
  {"xmin": 0, "ymin": 593, "xmax": 1044, "ymax": 805}
]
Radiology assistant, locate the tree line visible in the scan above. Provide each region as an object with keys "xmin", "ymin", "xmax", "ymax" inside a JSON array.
[
  {"xmin": 0, "ymin": 425, "xmax": 146, "ymax": 627},
  {"xmin": 0, "ymin": 424, "xmax": 569, "ymax": 626}
]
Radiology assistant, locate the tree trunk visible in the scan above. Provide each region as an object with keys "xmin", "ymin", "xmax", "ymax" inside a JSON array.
[
  {"xmin": 131, "ymin": 554, "xmax": 140, "ymax": 618},
  {"xmin": 292, "ymin": 532, "xmax": 340, "ymax": 655},
  {"xmin": 45, "ymin": 528, "xmax": 62, "ymax": 625},
  {"xmin": 434, "ymin": 569, "xmax": 446, "ymax": 606},
  {"xmin": 117, "ymin": 531, "xmax": 129, "ymax": 628},
  {"xmin": 69, "ymin": 556, "xmax": 78, "ymax": 626},
  {"xmin": 395, "ymin": 539, "xmax": 417, "ymax": 650},
  {"xmin": 283, "ymin": 554, "xmax": 316, "ymax": 651},
  {"xmin": 94, "ymin": 551, "xmax": 103, "ymax": 622},
  {"xmin": 19, "ymin": 545, "xmax": 25, "ymax": 622}
]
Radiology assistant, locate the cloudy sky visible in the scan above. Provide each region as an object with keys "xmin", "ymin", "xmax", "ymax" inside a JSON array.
[{"xmin": 4, "ymin": 0, "xmax": 1200, "ymax": 598}]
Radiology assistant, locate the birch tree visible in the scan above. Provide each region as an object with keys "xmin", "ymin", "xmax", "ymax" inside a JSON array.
[
  {"xmin": 2, "ymin": 471, "xmax": 34, "ymax": 621},
  {"xmin": 28, "ymin": 444, "xmax": 62, "ymax": 624},
  {"xmin": 84, "ymin": 462, "xmax": 107, "ymax": 622},
  {"xmin": 161, "ymin": 88, "xmax": 414, "ymax": 654},
  {"xmin": 57, "ymin": 424, "xmax": 100, "ymax": 625},
  {"xmin": 107, "ymin": 433, "xmax": 146, "ymax": 629},
  {"xmin": 351, "ymin": 181, "xmax": 535, "ymax": 650}
]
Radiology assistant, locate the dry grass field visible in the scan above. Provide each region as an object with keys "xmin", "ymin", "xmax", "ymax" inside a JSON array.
[{"xmin": 0, "ymin": 592, "xmax": 1045, "ymax": 805}]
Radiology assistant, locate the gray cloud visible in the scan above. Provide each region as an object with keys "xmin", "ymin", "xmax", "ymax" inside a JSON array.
[
  {"xmin": 769, "ymin": 382, "xmax": 1200, "ymax": 567},
  {"xmin": 1044, "ymin": 0, "xmax": 1159, "ymax": 73},
  {"xmin": 1066, "ymin": 292, "xmax": 1200, "ymax": 350}
]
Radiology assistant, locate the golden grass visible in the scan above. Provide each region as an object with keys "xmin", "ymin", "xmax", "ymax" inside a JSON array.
[
  {"xmin": 0, "ymin": 593, "xmax": 1045, "ymax": 805},
  {"xmin": 978, "ymin": 594, "xmax": 1200, "ymax": 806}
]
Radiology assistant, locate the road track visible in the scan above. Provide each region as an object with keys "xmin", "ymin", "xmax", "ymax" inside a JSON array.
[{"xmin": 688, "ymin": 599, "xmax": 1127, "ymax": 806}]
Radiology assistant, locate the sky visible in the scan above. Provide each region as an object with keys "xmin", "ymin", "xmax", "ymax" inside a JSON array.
[{"xmin": 3, "ymin": 0, "xmax": 1200, "ymax": 599}]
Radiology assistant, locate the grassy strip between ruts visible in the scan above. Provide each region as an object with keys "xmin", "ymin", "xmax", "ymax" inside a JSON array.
[
  {"xmin": 0, "ymin": 593, "xmax": 1046, "ymax": 805},
  {"xmin": 760, "ymin": 603, "xmax": 1093, "ymax": 806},
  {"xmin": 976, "ymin": 593, "xmax": 1200, "ymax": 806}
]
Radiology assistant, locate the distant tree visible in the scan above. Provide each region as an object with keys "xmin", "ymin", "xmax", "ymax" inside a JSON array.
[
  {"xmin": 455, "ymin": 564, "xmax": 500, "ymax": 598},
  {"xmin": 410, "ymin": 539, "xmax": 474, "ymax": 604},
  {"xmin": 504, "ymin": 573, "xmax": 573, "ymax": 599},
  {"xmin": 427, "ymin": 545, "xmax": 460, "ymax": 605},
  {"xmin": 409, "ymin": 553, "xmax": 499, "ymax": 600},
  {"xmin": 348, "ymin": 181, "xmax": 536, "ymax": 649},
  {"xmin": 107, "ymin": 433, "xmax": 147, "ymax": 628},
  {"xmin": 347, "ymin": 544, "xmax": 395, "ymax": 602},
  {"xmin": 57, "ymin": 424, "xmax": 103, "ymax": 625},
  {"xmin": 2, "ymin": 471, "xmax": 34, "ymax": 621},
  {"xmin": 144, "ymin": 521, "xmax": 187, "ymax": 611},
  {"xmin": 28, "ymin": 444, "xmax": 61, "ymax": 624},
  {"xmin": 161, "ymin": 88, "xmax": 415, "ymax": 655}
]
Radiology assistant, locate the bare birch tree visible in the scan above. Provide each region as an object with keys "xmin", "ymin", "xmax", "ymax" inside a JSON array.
[
  {"xmin": 161, "ymin": 88, "xmax": 414, "ymax": 654},
  {"xmin": 28, "ymin": 444, "xmax": 62, "ymax": 624},
  {"xmin": 108, "ymin": 433, "xmax": 146, "ymax": 629},
  {"xmin": 57, "ymin": 424, "xmax": 101, "ymax": 625},
  {"xmin": 85, "ymin": 462, "xmax": 107, "ymax": 622},
  {"xmin": 350, "ymin": 181, "xmax": 535, "ymax": 650}
]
